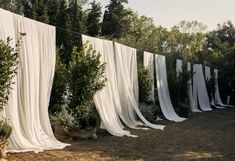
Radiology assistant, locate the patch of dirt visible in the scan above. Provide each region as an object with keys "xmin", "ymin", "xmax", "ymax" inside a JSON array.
[{"xmin": 8, "ymin": 108, "xmax": 235, "ymax": 161}]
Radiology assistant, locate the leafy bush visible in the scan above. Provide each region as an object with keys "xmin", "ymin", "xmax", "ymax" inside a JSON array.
[
  {"xmin": 168, "ymin": 68, "xmax": 190, "ymax": 105},
  {"xmin": 68, "ymin": 45, "xmax": 106, "ymax": 110},
  {"xmin": 49, "ymin": 50, "xmax": 69, "ymax": 114},
  {"xmin": 138, "ymin": 64, "xmax": 152, "ymax": 103},
  {"xmin": 168, "ymin": 65, "xmax": 190, "ymax": 117},
  {"xmin": 51, "ymin": 44, "xmax": 106, "ymax": 131},
  {"xmin": 0, "ymin": 35, "xmax": 24, "ymax": 141},
  {"xmin": 0, "ymin": 119, "xmax": 12, "ymax": 141},
  {"xmin": 139, "ymin": 103, "xmax": 157, "ymax": 123},
  {"xmin": 0, "ymin": 38, "xmax": 19, "ymax": 111},
  {"xmin": 50, "ymin": 107, "xmax": 76, "ymax": 132},
  {"xmin": 206, "ymin": 76, "xmax": 216, "ymax": 102}
]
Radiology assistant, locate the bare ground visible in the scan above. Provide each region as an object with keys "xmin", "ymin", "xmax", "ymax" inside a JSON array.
[{"xmin": 8, "ymin": 107, "xmax": 235, "ymax": 161}]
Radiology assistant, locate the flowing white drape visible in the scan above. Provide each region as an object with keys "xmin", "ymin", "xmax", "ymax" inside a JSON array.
[
  {"xmin": 188, "ymin": 63, "xmax": 200, "ymax": 112},
  {"xmin": 155, "ymin": 55, "xmax": 186, "ymax": 122},
  {"xmin": 176, "ymin": 59, "xmax": 183, "ymax": 77},
  {"xmin": 114, "ymin": 43, "xmax": 165, "ymax": 130},
  {"xmin": 0, "ymin": 8, "xmax": 68, "ymax": 153},
  {"xmin": 193, "ymin": 64, "xmax": 212, "ymax": 111},
  {"xmin": 204, "ymin": 66, "xmax": 223, "ymax": 108},
  {"xmin": 143, "ymin": 52, "xmax": 155, "ymax": 104},
  {"xmin": 82, "ymin": 35, "xmax": 134, "ymax": 137},
  {"xmin": 214, "ymin": 69, "xmax": 226, "ymax": 106}
]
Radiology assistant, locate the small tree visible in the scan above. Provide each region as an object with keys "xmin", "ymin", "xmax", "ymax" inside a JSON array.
[
  {"xmin": 0, "ymin": 34, "xmax": 24, "ymax": 144},
  {"xmin": 0, "ymin": 38, "xmax": 20, "ymax": 111},
  {"xmin": 86, "ymin": 0, "xmax": 102, "ymax": 36},
  {"xmin": 138, "ymin": 64, "xmax": 152, "ymax": 103},
  {"xmin": 68, "ymin": 44, "xmax": 106, "ymax": 128}
]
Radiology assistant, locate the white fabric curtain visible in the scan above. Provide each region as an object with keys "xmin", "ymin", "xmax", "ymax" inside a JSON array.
[
  {"xmin": 193, "ymin": 64, "xmax": 212, "ymax": 111},
  {"xmin": 204, "ymin": 66, "xmax": 223, "ymax": 108},
  {"xmin": 82, "ymin": 35, "xmax": 134, "ymax": 137},
  {"xmin": 143, "ymin": 52, "xmax": 155, "ymax": 104},
  {"xmin": 155, "ymin": 54, "xmax": 186, "ymax": 122},
  {"xmin": 214, "ymin": 69, "xmax": 226, "ymax": 106},
  {"xmin": 0, "ymin": 9, "xmax": 68, "ymax": 153},
  {"xmin": 188, "ymin": 63, "xmax": 200, "ymax": 112},
  {"xmin": 176, "ymin": 59, "xmax": 183, "ymax": 77},
  {"xmin": 114, "ymin": 43, "xmax": 165, "ymax": 130}
]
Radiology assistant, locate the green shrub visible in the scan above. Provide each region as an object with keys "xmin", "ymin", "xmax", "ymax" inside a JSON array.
[
  {"xmin": 139, "ymin": 103, "xmax": 156, "ymax": 123},
  {"xmin": 168, "ymin": 65, "xmax": 190, "ymax": 117},
  {"xmin": 68, "ymin": 45, "xmax": 106, "ymax": 128},
  {"xmin": 50, "ymin": 107, "xmax": 76, "ymax": 132},
  {"xmin": 206, "ymin": 76, "xmax": 215, "ymax": 102},
  {"xmin": 0, "ymin": 34, "xmax": 24, "ymax": 140},
  {"xmin": 49, "ymin": 50, "xmax": 69, "ymax": 114},
  {"xmin": 0, "ymin": 119, "xmax": 12, "ymax": 140},
  {"xmin": 68, "ymin": 44, "xmax": 106, "ymax": 110},
  {"xmin": 0, "ymin": 38, "xmax": 19, "ymax": 111},
  {"xmin": 138, "ymin": 64, "xmax": 152, "ymax": 103},
  {"xmin": 51, "ymin": 44, "xmax": 106, "ymax": 131},
  {"xmin": 168, "ymin": 67, "xmax": 190, "ymax": 105}
]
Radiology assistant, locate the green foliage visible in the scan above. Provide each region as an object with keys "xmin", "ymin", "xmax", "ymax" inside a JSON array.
[
  {"xmin": 138, "ymin": 64, "xmax": 152, "ymax": 103},
  {"xmin": 168, "ymin": 65, "xmax": 190, "ymax": 105},
  {"xmin": 68, "ymin": 44, "xmax": 106, "ymax": 109},
  {"xmin": 0, "ymin": 37, "xmax": 23, "ymax": 111},
  {"xmin": 86, "ymin": 0, "xmax": 102, "ymax": 36},
  {"xmin": 68, "ymin": 44, "xmax": 106, "ymax": 128},
  {"xmin": 139, "ymin": 103, "xmax": 156, "ymax": 123},
  {"xmin": 204, "ymin": 21, "xmax": 235, "ymax": 100},
  {"xmin": 51, "ymin": 45, "xmax": 105, "ymax": 130},
  {"xmin": 101, "ymin": 0, "xmax": 131, "ymax": 38},
  {"xmin": 205, "ymin": 76, "xmax": 216, "ymax": 102},
  {"xmin": 0, "ymin": 119, "xmax": 12, "ymax": 141},
  {"xmin": 50, "ymin": 107, "xmax": 76, "ymax": 132},
  {"xmin": 0, "ymin": 35, "xmax": 24, "ymax": 141},
  {"xmin": 49, "ymin": 49, "xmax": 69, "ymax": 114}
]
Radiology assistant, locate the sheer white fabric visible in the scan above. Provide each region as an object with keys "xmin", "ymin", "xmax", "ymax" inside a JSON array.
[
  {"xmin": 214, "ymin": 69, "xmax": 226, "ymax": 106},
  {"xmin": 155, "ymin": 55, "xmax": 186, "ymax": 122},
  {"xmin": 205, "ymin": 66, "xmax": 223, "ymax": 108},
  {"xmin": 82, "ymin": 35, "xmax": 134, "ymax": 137},
  {"xmin": 193, "ymin": 64, "xmax": 212, "ymax": 111},
  {"xmin": 114, "ymin": 43, "xmax": 165, "ymax": 130},
  {"xmin": 187, "ymin": 63, "xmax": 200, "ymax": 112},
  {"xmin": 0, "ymin": 9, "xmax": 68, "ymax": 153},
  {"xmin": 143, "ymin": 52, "xmax": 155, "ymax": 104},
  {"xmin": 176, "ymin": 59, "xmax": 183, "ymax": 77}
]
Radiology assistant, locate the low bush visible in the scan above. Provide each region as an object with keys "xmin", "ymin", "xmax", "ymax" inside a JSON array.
[
  {"xmin": 138, "ymin": 64, "xmax": 152, "ymax": 103},
  {"xmin": 50, "ymin": 44, "xmax": 106, "ymax": 132}
]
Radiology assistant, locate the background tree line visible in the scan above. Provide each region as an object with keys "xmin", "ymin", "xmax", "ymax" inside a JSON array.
[{"xmin": 0, "ymin": 0, "xmax": 234, "ymax": 103}]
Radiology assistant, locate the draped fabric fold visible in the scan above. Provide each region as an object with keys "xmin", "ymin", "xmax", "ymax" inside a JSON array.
[
  {"xmin": 214, "ymin": 69, "xmax": 226, "ymax": 106},
  {"xmin": 176, "ymin": 59, "xmax": 183, "ymax": 77},
  {"xmin": 193, "ymin": 64, "xmax": 212, "ymax": 111},
  {"xmin": 0, "ymin": 8, "xmax": 68, "ymax": 153},
  {"xmin": 82, "ymin": 35, "xmax": 135, "ymax": 137},
  {"xmin": 155, "ymin": 55, "xmax": 186, "ymax": 122},
  {"xmin": 143, "ymin": 52, "xmax": 155, "ymax": 104},
  {"xmin": 205, "ymin": 66, "xmax": 224, "ymax": 108},
  {"xmin": 187, "ymin": 63, "xmax": 200, "ymax": 112},
  {"xmin": 114, "ymin": 43, "xmax": 165, "ymax": 130}
]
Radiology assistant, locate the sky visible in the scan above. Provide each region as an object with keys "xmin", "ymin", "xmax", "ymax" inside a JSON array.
[{"xmin": 87, "ymin": 0, "xmax": 235, "ymax": 31}]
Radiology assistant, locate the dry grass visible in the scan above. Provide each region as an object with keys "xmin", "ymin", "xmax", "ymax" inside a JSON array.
[{"xmin": 8, "ymin": 107, "xmax": 235, "ymax": 161}]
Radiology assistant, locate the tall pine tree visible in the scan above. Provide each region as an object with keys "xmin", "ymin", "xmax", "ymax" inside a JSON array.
[
  {"xmin": 101, "ymin": 0, "xmax": 131, "ymax": 38},
  {"xmin": 57, "ymin": 0, "xmax": 73, "ymax": 64},
  {"xmin": 48, "ymin": 0, "xmax": 60, "ymax": 26},
  {"xmin": 86, "ymin": 1, "xmax": 102, "ymax": 36}
]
